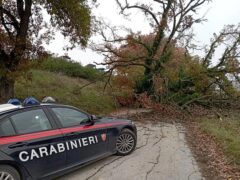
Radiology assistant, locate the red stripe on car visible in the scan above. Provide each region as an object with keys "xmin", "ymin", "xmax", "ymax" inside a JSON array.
[{"xmin": 0, "ymin": 122, "xmax": 128, "ymax": 145}]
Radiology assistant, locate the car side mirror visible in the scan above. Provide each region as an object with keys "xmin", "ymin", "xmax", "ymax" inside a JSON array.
[
  {"xmin": 86, "ymin": 115, "xmax": 97, "ymax": 126},
  {"xmin": 90, "ymin": 115, "xmax": 98, "ymax": 121}
]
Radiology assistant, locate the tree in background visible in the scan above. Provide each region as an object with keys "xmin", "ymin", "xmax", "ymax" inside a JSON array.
[
  {"xmin": 201, "ymin": 24, "xmax": 240, "ymax": 96},
  {"xmin": 94, "ymin": 0, "xmax": 240, "ymax": 107},
  {"xmin": 108, "ymin": 34, "xmax": 186, "ymax": 104},
  {"xmin": 103, "ymin": 24, "xmax": 240, "ymax": 107},
  {"xmin": 95, "ymin": 0, "xmax": 210, "ymax": 100},
  {"xmin": 0, "ymin": 0, "xmax": 94, "ymax": 102}
]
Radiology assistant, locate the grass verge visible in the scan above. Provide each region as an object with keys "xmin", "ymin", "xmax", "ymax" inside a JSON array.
[
  {"xmin": 15, "ymin": 70, "xmax": 116, "ymax": 115},
  {"xmin": 200, "ymin": 116, "xmax": 240, "ymax": 167}
]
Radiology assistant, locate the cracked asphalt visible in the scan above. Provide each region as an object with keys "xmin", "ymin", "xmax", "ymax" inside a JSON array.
[{"xmin": 57, "ymin": 121, "xmax": 203, "ymax": 180}]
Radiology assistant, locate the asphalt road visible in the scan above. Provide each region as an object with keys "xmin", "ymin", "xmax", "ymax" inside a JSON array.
[{"xmin": 57, "ymin": 121, "xmax": 203, "ymax": 180}]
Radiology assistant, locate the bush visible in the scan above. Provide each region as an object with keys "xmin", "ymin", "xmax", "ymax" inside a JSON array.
[{"xmin": 39, "ymin": 57, "xmax": 102, "ymax": 81}]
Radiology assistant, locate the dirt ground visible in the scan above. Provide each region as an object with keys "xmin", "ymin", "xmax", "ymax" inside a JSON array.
[{"xmin": 57, "ymin": 120, "xmax": 203, "ymax": 180}]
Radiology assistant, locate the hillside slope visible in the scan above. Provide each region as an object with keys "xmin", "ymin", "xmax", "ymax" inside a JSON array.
[{"xmin": 15, "ymin": 70, "xmax": 116, "ymax": 115}]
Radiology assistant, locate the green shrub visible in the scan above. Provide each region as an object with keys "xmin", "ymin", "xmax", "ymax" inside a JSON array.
[{"xmin": 39, "ymin": 57, "xmax": 102, "ymax": 81}]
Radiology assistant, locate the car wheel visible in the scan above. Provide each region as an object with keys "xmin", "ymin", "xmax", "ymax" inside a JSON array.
[
  {"xmin": 116, "ymin": 129, "xmax": 137, "ymax": 156},
  {"xmin": 0, "ymin": 165, "xmax": 20, "ymax": 180}
]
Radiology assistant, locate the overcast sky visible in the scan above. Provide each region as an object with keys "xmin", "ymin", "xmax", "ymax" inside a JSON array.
[{"xmin": 45, "ymin": 0, "xmax": 240, "ymax": 66}]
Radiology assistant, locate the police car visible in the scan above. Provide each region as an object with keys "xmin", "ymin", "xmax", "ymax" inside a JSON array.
[{"xmin": 0, "ymin": 98, "xmax": 137, "ymax": 180}]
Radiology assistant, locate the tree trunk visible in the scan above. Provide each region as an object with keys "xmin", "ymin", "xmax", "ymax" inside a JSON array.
[
  {"xmin": 134, "ymin": 58, "xmax": 154, "ymax": 95},
  {"xmin": 0, "ymin": 77, "xmax": 15, "ymax": 103}
]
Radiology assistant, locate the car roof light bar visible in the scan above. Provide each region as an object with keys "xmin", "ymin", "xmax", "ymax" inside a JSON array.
[{"xmin": 22, "ymin": 97, "xmax": 40, "ymax": 106}]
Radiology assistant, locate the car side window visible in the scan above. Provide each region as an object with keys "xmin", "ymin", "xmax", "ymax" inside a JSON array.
[
  {"xmin": 51, "ymin": 108, "xmax": 90, "ymax": 128},
  {"xmin": 10, "ymin": 109, "xmax": 52, "ymax": 134},
  {"xmin": 0, "ymin": 119, "xmax": 16, "ymax": 137}
]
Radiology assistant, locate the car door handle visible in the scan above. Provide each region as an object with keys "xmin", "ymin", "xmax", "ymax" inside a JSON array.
[
  {"xmin": 65, "ymin": 132, "xmax": 78, "ymax": 137},
  {"xmin": 8, "ymin": 142, "xmax": 28, "ymax": 149}
]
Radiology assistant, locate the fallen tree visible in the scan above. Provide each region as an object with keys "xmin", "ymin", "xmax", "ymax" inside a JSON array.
[{"xmin": 93, "ymin": 0, "xmax": 240, "ymax": 108}]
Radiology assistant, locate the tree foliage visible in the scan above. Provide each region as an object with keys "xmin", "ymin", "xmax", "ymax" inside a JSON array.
[
  {"xmin": 96, "ymin": 10, "xmax": 240, "ymax": 106},
  {"xmin": 0, "ymin": 0, "xmax": 93, "ymax": 102},
  {"xmin": 95, "ymin": 0, "xmax": 210, "ymax": 95},
  {"xmin": 110, "ymin": 23, "xmax": 240, "ymax": 107}
]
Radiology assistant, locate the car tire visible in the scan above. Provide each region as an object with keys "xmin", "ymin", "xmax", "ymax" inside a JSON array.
[
  {"xmin": 0, "ymin": 165, "xmax": 21, "ymax": 180},
  {"xmin": 116, "ymin": 129, "xmax": 137, "ymax": 156}
]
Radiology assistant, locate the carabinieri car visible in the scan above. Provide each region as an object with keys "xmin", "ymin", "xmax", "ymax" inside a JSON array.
[{"xmin": 0, "ymin": 101, "xmax": 137, "ymax": 180}]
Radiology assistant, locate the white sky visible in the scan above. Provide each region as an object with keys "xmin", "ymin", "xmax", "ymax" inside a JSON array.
[{"xmin": 45, "ymin": 0, "xmax": 240, "ymax": 66}]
